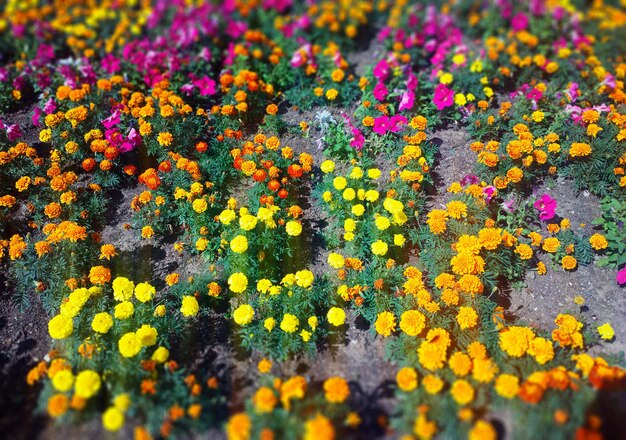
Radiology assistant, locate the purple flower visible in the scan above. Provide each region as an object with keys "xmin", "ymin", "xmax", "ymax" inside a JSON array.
[
  {"xmin": 617, "ymin": 267, "xmax": 626, "ymax": 285},
  {"xmin": 534, "ymin": 194, "xmax": 557, "ymax": 221},
  {"xmin": 6, "ymin": 124, "xmax": 22, "ymax": 141},
  {"xmin": 511, "ymin": 13, "xmax": 528, "ymax": 31}
]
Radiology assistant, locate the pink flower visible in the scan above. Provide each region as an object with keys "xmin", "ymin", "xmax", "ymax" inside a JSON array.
[
  {"xmin": 533, "ymin": 194, "xmax": 557, "ymax": 221},
  {"xmin": 433, "ymin": 84, "xmax": 454, "ymax": 110},
  {"xmin": 617, "ymin": 267, "xmax": 626, "ymax": 285},
  {"xmin": 372, "ymin": 116, "xmax": 390, "ymax": 134},
  {"xmin": 102, "ymin": 111, "xmax": 121, "ymax": 129},
  {"xmin": 193, "ymin": 76, "xmax": 217, "ymax": 96},
  {"xmin": 398, "ymin": 90, "xmax": 415, "ymax": 111},
  {"xmin": 511, "ymin": 13, "xmax": 528, "ymax": 31},
  {"xmin": 373, "ymin": 59, "xmax": 390, "ymax": 81},
  {"xmin": 373, "ymin": 82, "xmax": 388, "ymax": 101}
]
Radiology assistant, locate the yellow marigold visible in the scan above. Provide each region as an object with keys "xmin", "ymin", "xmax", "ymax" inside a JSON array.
[
  {"xmin": 499, "ymin": 326, "xmax": 535, "ymax": 357},
  {"xmin": 253, "ymin": 387, "xmax": 277, "ymax": 413},
  {"xmin": 478, "ymin": 228, "xmax": 502, "ymax": 250},
  {"xmin": 472, "ymin": 358, "xmax": 499, "ymax": 383},
  {"xmin": 118, "ymin": 332, "xmax": 142, "ymax": 358},
  {"xmin": 327, "ymin": 307, "xmax": 346, "ymax": 326},
  {"xmin": 141, "ymin": 225, "xmax": 154, "ymax": 238},
  {"xmin": 102, "ymin": 407, "xmax": 124, "ymax": 432},
  {"xmin": 226, "ymin": 412, "xmax": 251, "ymax": 440},
  {"xmin": 562, "ymin": 255, "xmax": 577, "ymax": 270},
  {"xmin": 494, "ymin": 374, "xmax": 520, "ymax": 398},
  {"xmin": 52, "ymin": 369, "xmax": 74, "ymax": 392},
  {"xmin": 233, "ymin": 304, "xmax": 254, "ymax": 325},
  {"xmin": 48, "ymin": 314, "xmax": 73, "ymax": 339},
  {"xmin": 230, "ymin": 235, "xmax": 248, "ymax": 253},
  {"xmin": 92, "ymin": 312, "xmax": 113, "ymax": 334},
  {"xmin": 450, "ymin": 379, "xmax": 475, "ymax": 405},
  {"xmin": 286, "ymin": 221, "xmax": 303, "ymax": 236},
  {"xmin": 515, "ymin": 243, "xmax": 533, "ymax": 260},
  {"xmin": 396, "ymin": 367, "xmax": 418, "ymax": 392},
  {"xmin": 304, "ymin": 413, "xmax": 334, "ymax": 440},
  {"xmin": 375, "ymin": 311, "xmax": 396, "ymax": 337},
  {"xmin": 422, "ymin": 374, "xmax": 444, "ymax": 394},
  {"xmin": 134, "ymin": 282, "xmax": 155, "ymax": 302},
  {"xmin": 457, "ymin": 274, "xmax": 484, "ymax": 295},
  {"xmin": 528, "ymin": 337, "xmax": 555, "ymax": 364},
  {"xmin": 446, "ymin": 200, "xmax": 467, "ymax": 219},
  {"xmin": 295, "ymin": 269, "xmax": 314, "ymax": 288},
  {"xmin": 280, "ymin": 376, "xmax": 307, "ymax": 410},
  {"xmin": 323, "ymin": 377, "xmax": 349, "ymax": 403},
  {"xmin": 468, "ymin": 420, "xmax": 496, "ymax": 440},
  {"xmin": 113, "ymin": 277, "xmax": 135, "ymax": 301},
  {"xmin": 181, "ymin": 295, "xmax": 199, "ymax": 317},
  {"xmin": 456, "ymin": 307, "xmax": 478, "ymax": 330},
  {"xmin": 280, "ymin": 314, "xmax": 299, "ymax": 333},
  {"xmin": 542, "ymin": 237, "xmax": 560, "ymax": 253},
  {"xmin": 589, "ymin": 233, "xmax": 608, "ymax": 250},
  {"xmin": 569, "ymin": 142, "xmax": 591, "ymax": 157},
  {"xmin": 228, "ymin": 272, "xmax": 248, "ymax": 293},
  {"xmin": 448, "ymin": 352, "xmax": 472, "ymax": 377},
  {"xmin": 418, "ymin": 328, "xmax": 451, "ymax": 371},
  {"xmin": 426, "ymin": 209, "xmax": 448, "ymax": 234},
  {"xmin": 74, "ymin": 370, "xmax": 101, "ymax": 399},
  {"xmin": 157, "ymin": 131, "xmax": 173, "ymax": 146},
  {"xmin": 371, "ymin": 240, "xmax": 388, "ymax": 256},
  {"xmin": 399, "ymin": 310, "xmax": 426, "ymax": 336}
]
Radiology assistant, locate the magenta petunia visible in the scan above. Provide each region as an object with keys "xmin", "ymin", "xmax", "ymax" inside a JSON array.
[
  {"xmin": 617, "ymin": 267, "xmax": 626, "ymax": 285},
  {"xmin": 533, "ymin": 194, "xmax": 557, "ymax": 221},
  {"xmin": 433, "ymin": 84, "xmax": 454, "ymax": 110}
]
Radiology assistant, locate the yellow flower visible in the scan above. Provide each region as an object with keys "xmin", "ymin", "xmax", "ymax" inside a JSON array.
[
  {"xmin": 253, "ymin": 386, "xmax": 277, "ymax": 413},
  {"xmin": 323, "ymin": 377, "xmax": 349, "ymax": 403},
  {"xmin": 230, "ymin": 235, "xmax": 248, "ymax": 253},
  {"xmin": 399, "ymin": 310, "xmax": 426, "ymax": 336},
  {"xmin": 598, "ymin": 323, "xmax": 615, "ymax": 340},
  {"xmin": 325, "ymin": 89, "xmax": 338, "ymax": 100},
  {"xmin": 499, "ymin": 326, "xmax": 535, "ymax": 357},
  {"xmin": 233, "ymin": 304, "xmax": 255, "ymax": 326},
  {"xmin": 375, "ymin": 216, "xmax": 391, "ymax": 231},
  {"xmin": 118, "ymin": 332, "xmax": 142, "ymax": 358},
  {"xmin": 280, "ymin": 314, "xmax": 299, "ymax": 333},
  {"xmin": 286, "ymin": 221, "xmax": 302, "ymax": 236},
  {"xmin": 494, "ymin": 374, "xmax": 519, "ymax": 399},
  {"xmin": 589, "ymin": 233, "xmax": 608, "ymax": 250},
  {"xmin": 450, "ymin": 379, "xmax": 475, "ymax": 405},
  {"xmin": 181, "ymin": 295, "xmax": 199, "ymax": 317},
  {"xmin": 264, "ymin": 317, "xmax": 276, "ymax": 332},
  {"xmin": 52, "ymin": 370, "xmax": 74, "ymax": 392},
  {"xmin": 228, "ymin": 272, "xmax": 248, "ymax": 293},
  {"xmin": 422, "ymin": 374, "xmax": 444, "ymax": 394},
  {"xmin": 91, "ymin": 312, "xmax": 113, "ymax": 334},
  {"xmin": 304, "ymin": 413, "xmax": 334, "ymax": 440},
  {"xmin": 371, "ymin": 240, "xmax": 388, "ymax": 256},
  {"xmin": 226, "ymin": 413, "xmax": 251, "ymax": 440},
  {"xmin": 102, "ymin": 407, "xmax": 124, "ymax": 432},
  {"xmin": 151, "ymin": 346, "xmax": 170, "ymax": 363},
  {"xmin": 134, "ymin": 282, "xmax": 155, "ymax": 302},
  {"xmin": 333, "ymin": 176, "xmax": 347, "ymax": 190},
  {"xmin": 327, "ymin": 307, "xmax": 346, "ymax": 326},
  {"xmin": 375, "ymin": 311, "xmax": 396, "ymax": 337},
  {"xmin": 327, "ymin": 253, "xmax": 345, "ymax": 269},
  {"xmin": 192, "ymin": 198, "xmax": 207, "ymax": 213},
  {"xmin": 74, "ymin": 370, "xmax": 101, "ymax": 399},
  {"xmin": 456, "ymin": 307, "xmax": 478, "ymax": 330},
  {"xmin": 295, "ymin": 270, "xmax": 314, "ymax": 288},
  {"xmin": 396, "ymin": 367, "xmax": 418, "ymax": 392},
  {"xmin": 321, "ymin": 160, "xmax": 335, "ymax": 173},
  {"xmin": 114, "ymin": 301, "xmax": 134, "ymax": 319},
  {"xmin": 48, "ymin": 314, "xmax": 73, "ymax": 339}
]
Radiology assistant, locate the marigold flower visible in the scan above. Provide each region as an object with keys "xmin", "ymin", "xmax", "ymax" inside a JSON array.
[
  {"xmin": 323, "ymin": 377, "xmax": 349, "ymax": 403},
  {"xmin": 396, "ymin": 367, "xmax": 418, "ymax": 392},
  {"xmin": 74, "ymin": 370, "xmax": 101, "ymax": 399},
  {"xmin": 233, "ymin": 304, "xmax": 254, "ymax": 325},
  {"xmin": 181, "ymin": 295, "xmax": 199, "ymax": 317},
  {"xmin": 375, "ymin": 311, "xmax": 396, "ymax": 337}
]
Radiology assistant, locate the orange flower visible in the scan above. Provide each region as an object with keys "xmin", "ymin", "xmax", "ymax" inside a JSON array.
[{"xmin": 88, "ymin": 266, "xmax": 111, "ymax": 285}]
